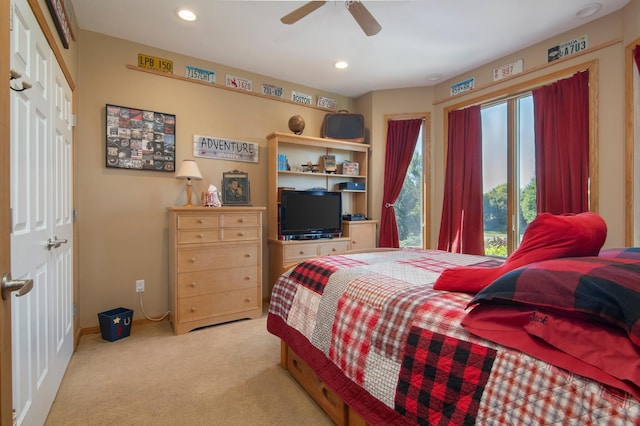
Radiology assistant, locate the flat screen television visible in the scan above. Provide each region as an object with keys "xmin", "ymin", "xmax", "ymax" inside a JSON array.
[{"xmin": 280, "ymin": 190, "xmax": 342, "ymax": 239}]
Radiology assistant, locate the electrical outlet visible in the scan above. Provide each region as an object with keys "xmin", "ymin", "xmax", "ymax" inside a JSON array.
[{"xmin": 136, "ymin": 279, "xmax": 145, "ymax": 293}]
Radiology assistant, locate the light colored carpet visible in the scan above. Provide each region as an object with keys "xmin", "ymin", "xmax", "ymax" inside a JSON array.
[{"xmin": 45, "ymin": 312, "xmax": 332, "ymax": 426}]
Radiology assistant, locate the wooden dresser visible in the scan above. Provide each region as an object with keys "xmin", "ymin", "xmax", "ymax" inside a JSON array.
[{"xmin": 167, "ymin": 206, "xmax": 265, "ymax": 335}]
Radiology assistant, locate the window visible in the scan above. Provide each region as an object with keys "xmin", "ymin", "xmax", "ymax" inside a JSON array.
[
  {"xmin": 481, "ymin": 94, "xmax": 536, "ymax": 257},
  {"xmin": 397, "ymin": 122, "xmax": 424, "ymax": 248}
]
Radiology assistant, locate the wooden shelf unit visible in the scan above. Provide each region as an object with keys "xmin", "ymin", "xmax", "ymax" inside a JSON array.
[
  {"xmin": 266, "ymin": 132, "xmax": 370, "ymax": 241},
  {"xmin": 266, "ymin": 132, "xmax": 377, "ymax": 291}
]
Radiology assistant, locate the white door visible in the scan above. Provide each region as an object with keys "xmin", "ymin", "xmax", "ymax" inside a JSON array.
[{"xmin": 10, "ymin": 0, "xmax": 74, "ymax": 424}]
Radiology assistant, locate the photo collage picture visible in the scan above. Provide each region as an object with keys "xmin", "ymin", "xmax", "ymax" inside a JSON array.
[{"xmin": 106, "ymin": 104, "xmax": 175, "ymax": 172}]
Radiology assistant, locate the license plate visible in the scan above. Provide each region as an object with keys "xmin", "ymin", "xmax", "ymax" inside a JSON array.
[
  {"xmin": 493, "ymin": 59, "xmax": 523, "ymax": 81},
  {"xmin": 450, "ymin": 78, "xmax": 474, "ymax": 96},
  {"xmin": 547, "ymin": 35, "xmax": 588, "ymax": 62},
  {"xmin": 261, "ymin": 83, "xmax": 284, "ymax": 98},
  {"xmin": 558, "ymin": 35, "xmax": 587, "ymax": 58},
  {"xmin": 138, "ymin": 54, "xmax": 173, "ymax": 73},
  {"xmin": 226, "ymin": 74, "xmax": 253, "ymax": 91},
  {"xmin": 185, "ymin": 65, "xmax": 215, "ymax": 84}
]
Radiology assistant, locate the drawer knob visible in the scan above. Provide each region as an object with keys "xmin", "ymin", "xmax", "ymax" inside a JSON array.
[
  {"xmin": 189, "ymin": 257, "xmax": 196, "ymax": 263},
  {"xmin": 244, "ymin": 297, "xmax": 251, "ymax": 303},
  {"xmin": 197, "ymin": 233, "xmax": 204, "ymax": 238},
  {"xmin": 190, "ymin": 307, "xmax": 196, "ymax": 312},
  {"xmin": 244, "ymin": 253, "xmax": 251, "ymax": 258},
  {"xmin": 244, "ymin": 276, "xmax": 251, "ymax": 280},
  {"xmin": 190, "ymin": 282, "xmax": 196, "ymax": 288},
  {"xmin": 197, "ymin": 219, "xmax": 204, "ymax": 224},
  {"xmin": 237, "ymin": 232, "xmax": 245, "ymax": 237},
  {"xmin": 331, "ymin": 248, "xmax": 337, "ymax": 252},
  {"xmin": 299, "ymin": 250, "xmax": 305, "ymax": 255},
  {"xmin": 238, "ymin": 218, "xmax": 245, "ymax": 223}
]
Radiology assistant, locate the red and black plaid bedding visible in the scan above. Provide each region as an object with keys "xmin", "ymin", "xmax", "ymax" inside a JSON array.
[
  {"xmin": 469, "ymin": 250, "xmax": 640, "ymax": 347},
  {"xmin": 267, "ymin": 249, "xmax": 640, "ymax": 425}
]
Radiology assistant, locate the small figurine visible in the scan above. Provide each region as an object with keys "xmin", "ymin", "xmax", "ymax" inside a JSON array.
[{"xmin": 202, "ymin": 184, "xmax": 222, "ymax": 207}]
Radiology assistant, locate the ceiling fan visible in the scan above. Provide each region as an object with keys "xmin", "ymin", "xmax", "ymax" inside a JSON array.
[{"xmin": 281, "ymin": 1, "xmax": 382, "ymax": 37}]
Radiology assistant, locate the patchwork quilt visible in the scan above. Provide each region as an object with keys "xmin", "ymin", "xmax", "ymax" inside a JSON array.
[{"xmin": 267, "ymin": 249, "xmax": 640, "ymax": 425}]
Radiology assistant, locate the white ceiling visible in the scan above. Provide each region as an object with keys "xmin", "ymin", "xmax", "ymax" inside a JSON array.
[{"xmin": 70, "ymin": 0, "xmax": 629, "ymax": 98}]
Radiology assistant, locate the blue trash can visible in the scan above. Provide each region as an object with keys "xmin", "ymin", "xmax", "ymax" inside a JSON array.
[{"xmin": 98, "ymin": 307, "xmax": 133, "ymax": 342}]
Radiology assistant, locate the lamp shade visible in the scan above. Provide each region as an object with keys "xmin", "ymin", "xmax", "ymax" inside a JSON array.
[{"xmin": 176, "ymin": 159, "xmax": 202, "ymax": 180}]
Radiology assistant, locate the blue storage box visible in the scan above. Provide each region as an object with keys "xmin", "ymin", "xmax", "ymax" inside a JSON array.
[{"xmin": 98, "ymin": 307, "xmax": 133, "ymax": 342}]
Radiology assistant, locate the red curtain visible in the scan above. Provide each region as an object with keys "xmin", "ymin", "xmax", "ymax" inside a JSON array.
[
  {"xmin": 379, "ymin": 119, "xmax": 422, "ymax": 248},
  {"xmin": 532, "ymin": 70, "xmax": 589, "ymax": 214},
  {"xmin": 437, "ymin": 105, "xmax": 485, "ymax": 255},
  {"xmin": 635, "ymin": 45, "xmax": 640, "ymax": 74}
]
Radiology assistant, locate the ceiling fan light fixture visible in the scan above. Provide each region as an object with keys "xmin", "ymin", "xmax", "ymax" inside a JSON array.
[
  {"xmin": 176, "ymin": 8, "xmax": 197, "ymax": 22},
  {"xmin": 334, "ymin": 61, "xmax": 349, "ymax": 70},
  {"xmin": 427, "ymin": 74, "xmax": 443, "ymax": 82}
]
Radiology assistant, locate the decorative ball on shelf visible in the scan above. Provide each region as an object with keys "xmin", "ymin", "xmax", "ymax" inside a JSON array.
[{"xmin": 288, "ymin": 115, "xmax": 305, "ymax": 135}]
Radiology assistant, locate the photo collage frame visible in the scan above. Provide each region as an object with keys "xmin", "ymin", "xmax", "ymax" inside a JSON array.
[{"xmin": 106, "ymin": 104, "xmax": 175, "ymax": 172}]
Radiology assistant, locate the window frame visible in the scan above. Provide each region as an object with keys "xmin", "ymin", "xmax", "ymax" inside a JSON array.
[{"xmin": 443, "ymin": 60, "xmax": 599, "ymax": 255}]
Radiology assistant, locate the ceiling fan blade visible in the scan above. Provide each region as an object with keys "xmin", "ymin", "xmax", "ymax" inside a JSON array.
[
  {"xmin": 347, "ymin": 1, "xmax": 381, "ymax": 36},
  {"xmin": 281, "ymin": 1, "xmax": 327, "ymax": 25}
]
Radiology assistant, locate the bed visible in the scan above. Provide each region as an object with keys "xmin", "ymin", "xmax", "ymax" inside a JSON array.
[{"xmin": 267, "ymin": 213, "xmax": 640, "ymax": 425}]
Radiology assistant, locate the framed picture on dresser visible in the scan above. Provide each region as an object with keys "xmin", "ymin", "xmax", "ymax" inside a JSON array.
[{"xmin": 222, "ymin": 170, "xmax": 251, "ymax": 205}]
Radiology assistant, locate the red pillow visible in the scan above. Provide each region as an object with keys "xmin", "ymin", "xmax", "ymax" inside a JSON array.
[{"xmin": 433, "ymin": 212, "xmax": 607, "ymax": 293}]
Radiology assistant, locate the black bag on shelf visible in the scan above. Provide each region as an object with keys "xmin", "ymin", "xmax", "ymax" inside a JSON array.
[{"xmin": 321, "ymin": 111, "xmax": 365, "ymax": 143}]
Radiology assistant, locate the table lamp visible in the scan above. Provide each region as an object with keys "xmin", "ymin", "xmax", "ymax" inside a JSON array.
[{"xmin": 176, "ymin": 159, "xmax": 202, "ymax": 207}]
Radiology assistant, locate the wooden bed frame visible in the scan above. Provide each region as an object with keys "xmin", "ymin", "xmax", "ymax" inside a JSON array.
[
  {"xmin": 276, "ymin": 248, "xmax": 400, "ymax": 425},
  {"xmin": 280, "ymin": 341, "xmax": 368, "ymax": 426}
]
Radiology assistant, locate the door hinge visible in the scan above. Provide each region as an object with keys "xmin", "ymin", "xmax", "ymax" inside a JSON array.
[
  {"xmin": 73, "ymin": 209, "xmax": 78, "ymax": 222},
  {"xmin": 72, "ymin": 114, "xmax": 77, "ymax": 127},
  {"xmin": 73, "ymin": 303, "xmax": 77, "ymax": 316},
  {"xmin": 9, "ymin": 4, "xmax": 13, "ymax": 32}
]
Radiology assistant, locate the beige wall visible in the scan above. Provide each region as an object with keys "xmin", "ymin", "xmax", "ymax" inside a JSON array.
[
  {"xmin": 76, "ymin": 30, "xmax": 351, "ymax": 327},
  {"xmin": 622, "ymin": 0, "xmax": 640, "ymax": 44}
]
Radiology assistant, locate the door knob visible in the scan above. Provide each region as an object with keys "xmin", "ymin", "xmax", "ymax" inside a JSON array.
[
  {"xmin": 46, "ymin": 236, "xmax": 68, "ymax": 250},
  {"xmin": 1, "ymin": 273, "xmax": 34, "ymax": 300}
]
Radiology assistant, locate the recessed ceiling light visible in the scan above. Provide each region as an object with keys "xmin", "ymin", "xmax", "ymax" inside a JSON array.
[
  {"xmin": 576, "ymin": 3, "xmax": 602, "ymax": 18},
  {"xmin": 426, "ymin": 74, "xmax": 443, "ymax": 82},
  {"xmin": 334, "ymin": 61, "xmax": 349, "ymax": 70},
  {"xmin": 176, "ymin": 8, "xmax": 197, "ymax": 22}
]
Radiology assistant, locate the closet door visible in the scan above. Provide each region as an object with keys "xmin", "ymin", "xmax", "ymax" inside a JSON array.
[{"xmin": 10, "ymin": 0, "xmax": 73, "ymax": 424}]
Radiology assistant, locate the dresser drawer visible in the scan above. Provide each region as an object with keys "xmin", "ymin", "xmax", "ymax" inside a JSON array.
[
  {"xmin": 178, "ymin": 287, "xmax": 260, "ymax": 323},
  {"xmin": 283, "ymin": 243, "xmax": 320, "ymax": 263},
  {"xmin": 282, "ymin": 240, "xmax": 350, "ymax": 263},
  {"xmin": 221, "ymin": 212, "xmax": 261, "ymax": 228},
  {"xmin": 177, "ymin": 229, "xmax": 220, "ymax": 244},
  {"xmin": 177, "ymin": 243, "xmax": 258, "ymax": 273},
  {"xmin": 177, "ymin": 214, "xmax": 220, "ymax": 229},
  {"xmin": 177, "ymin": 267, "xmax": 258, "ymax": 298},
  {"xmin": 221, "ymin": 227, "xmax": 260, "ymax": 242},
  {"xmin": 318, "ymin": 240, "xmax": 350, "ymax": 256}
]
